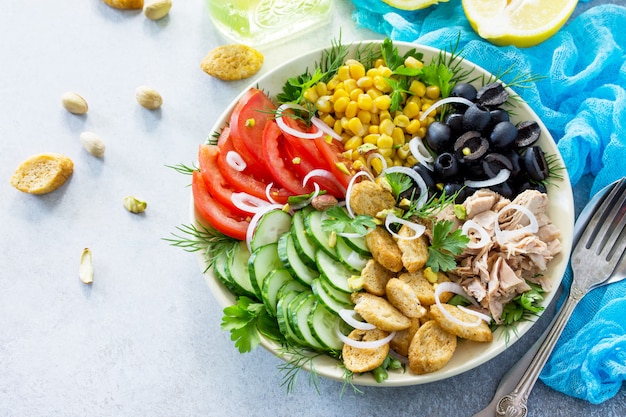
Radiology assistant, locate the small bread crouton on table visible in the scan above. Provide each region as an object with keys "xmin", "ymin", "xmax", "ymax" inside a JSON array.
[
  {"xmin": 396, "ymin": 224, "xmax": 429, "ymax": 273},
  {"xmin": 348, "ymin": 180, "xmax": 396, "ymax": 216},
  {"xmin": 342, "ymin": 328, "xmax": 390, "ymax": 373},
  {"xmin": 408, "ymin": 320, "xmax": 457, "ymax": 375},
  {"xmin": 365, "ymin": 226, "xmax": 403, "ymax": 272},
  {"xmin": 10, "ymin": 153, "xmax": 73, "ymax": 195},
  {"xmin": 361, "ymin": 258, "xmax": 396, "ymax": 296},
  {"xmin": 352, "ymin": 292, "xmax": 412, "ymax": 331},
  {"xmin": 201, "ymin": 44, "xmax": 264, "ymax": 81},
  {"xmin": 430, "ymin": 304, "xmax": 493, "ymax": 342}
]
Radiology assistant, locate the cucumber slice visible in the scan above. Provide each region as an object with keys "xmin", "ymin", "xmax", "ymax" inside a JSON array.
[
  {"xmin": 261, "ymin": 268, "xmax": 294, "ymax": 317},
  {"xmin": 318, "ymin": 274, "xmax": 353, "ymax": 305},
  {"xmin": 277, "ymin": 279, "xmax": 308, "ymax": 300},
  {"xmin": 291, "ymin": 209, "xmax": 317, "ymax": 268},
  {"xmin": 248, "ymin": 243, "xmax": 283, "ymax": 298},
  {"xmin": 335, "ymin": 236, "xmax": 370, "ymax": 272},
  {"xmin": 212, "ymin": 248, "xmax": 239, "ymax": 295},
  {"xmin": 304, "ymin": 209, "xmax": 337, "ymax": 259},
  {"xmin": 277, "ymin": 232, "xmax": 319, "ymax": 286},
  {"xmin": 276, "ymin": 290, "xmax": 308, "ymax": 347},
  {"xmin": 250, "ymin": 209, "xmax": 292, "ymax": 252},
  {"xmin": 225, "ymin": 241, "xmax": 257, "ymax": 299},
  {"xmin": 290, "ymin": 292, "xmax": 325, "ymax": 351},
  {"xmin": 340, "ymin": 234, "xmax": 370, "ymax": 256},
  {"xmin": 315, "ymin": 249, "xmax": 353, "ymax": 294},
  {"xmin": 308, "ymin": 301, "xmax": 344, "ymax": 351},
  {"xmin": 311, "ymin": 278, "xmax": 353, "ymax": 315}
]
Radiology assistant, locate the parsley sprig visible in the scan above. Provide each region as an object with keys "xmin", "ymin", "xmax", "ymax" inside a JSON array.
[
  {"xmin": 425, "ymin": 220, "xmax": 470, "ymax": 273},
  {"xmin": 321, "ymin": 206, "xmax": 377, "ymax": 236},
  {"xmin": 221, "ymin": 296, "xmax": 283, "ymax": 353}
]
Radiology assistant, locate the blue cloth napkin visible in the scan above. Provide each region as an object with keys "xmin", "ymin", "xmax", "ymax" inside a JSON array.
[{"xmin": 350, "ymin": 0, "xmax": 626, "ymax": 404}]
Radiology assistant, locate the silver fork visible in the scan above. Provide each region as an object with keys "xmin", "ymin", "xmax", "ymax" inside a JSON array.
[{"xmin": 493, "ymin": 177, "xmax": 626, "ymax": 417}]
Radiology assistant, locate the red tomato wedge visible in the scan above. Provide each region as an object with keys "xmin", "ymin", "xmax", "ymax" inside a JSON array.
[
  {"xmin": 314, "ymin": 136, "xmax": 354, "ymax": 190},
  {"xmin": 229, "ymin": 88, "xmax": 276, "ymax": 171},
  {"xmin": 262, "ymin": 119, "xmax": 314, "ymax": 196},
  {"xmin": 191, "ymin": 170, "xmax": 250, "ymax": 240},
  {"xmin": 198, "ymin": 144, "xmax": 249, "ymax": 217}
]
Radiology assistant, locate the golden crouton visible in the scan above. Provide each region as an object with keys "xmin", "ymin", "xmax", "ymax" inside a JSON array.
[
  {"xmin": 10, "ymin": 153, "xmax": 73, "ymax": 195},
  {"xmin": 430, "ymin": 304, "xmax": 493, "ymax": 342},
  {"xmin": 385, "ymin": 278, "xmax": 427, "ymax": 319},
  {"xmin": 200, "ymin": 44, "xmax": 264, "ymax": 81},
  {"xmin": 361, "ymin": 259, "xmax": 396, "ymax": 296},
  {"xmin": 399, "ymin": 271, "xmax": 454, "ymax": 306},
  {"xmin": 348, "ymin": 180, "xmax": 396, "ymax": 216},
  {"xmin": 365, "ymin": 227, "xmax": 403, "ymax": 273},
  {"xmin": 390, "ymin": 318, "xmax": 421, "ymax": 357},
  {"xmin": 353, "ymin": 292, "xmax": 412, "ymax": 331},
  {"xmin": 342, "ymin": 328, "xmax": 390, "ymax": 373},
  {"xmin": 396, "ymin": 225, "xmax": 429, "ymax": 273},
  {"xmin": 408, "ymin": 320, "xmax": 457, "ymax": 375}
]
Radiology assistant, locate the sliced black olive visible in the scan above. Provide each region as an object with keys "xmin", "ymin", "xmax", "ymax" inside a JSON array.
[
  {"xmin": 411, "ymin": 163, "xmax": 437, "ymax": 190},
  {"xmin": 490, "ymin": 181, "xmax": 515, "ymax": 199},
  {"xmin": 490, "ymin": 108, "xmax": 510, "ymax": 125},
  {"xmin": 515, "ymin": 120, "xmax": 541, "ymax": 148},
  {"xmin": 445, "ymin": 112, "xmax": 464, "ymax": 135},
  {"xmin": 517, "ymin": 180, "xmax": 547, "ymax": 194},
  {"xmin": 450, "ymin": 83, "xmax": 477, "ymax": 102},
  {"xmin": 425, "ymin": 121, "xmax": 452, "ymax": 153},
  {"xmin": 434, "ymin": 152, "xmax": 460, "ymax": 179},
  {"xmin": 462, "ymin": 103, "xmax": 492, "ymax": 132},
  {"xmin": 476, "ymin": 82, "xmax": 509, "ymax": 108},
  {"xmin": 483, "ymin": 153, "xmax": 513, "ymax": 177},
  {"xmin": 503, "ymin": 149, "xmax": 523, "ymax": 178},
  {"xmin": 443, "ymin": 182, "xmax": 475, "ymax": 203},
  {"xmin": 454, "ymin": 131, "xmax": 489, "ymax": 165},
  {"xmin": 489, "ymin": 121, "xmax": 518, "ymax": 149},
  {"xmin": 522, "ymin": 146, "xmax": 549, "ymax": 181}
]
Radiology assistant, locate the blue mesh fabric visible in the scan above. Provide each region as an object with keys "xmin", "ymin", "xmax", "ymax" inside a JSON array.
[{"xmin": 350, "ymin": 0, "xmax": 626, "ymax": 403}]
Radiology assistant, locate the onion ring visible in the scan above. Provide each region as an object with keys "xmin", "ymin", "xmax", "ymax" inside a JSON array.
[
  {"xmin": 464, "ymin": 169, "xmax": 511, "ymax": 189},
  {"xmin": 245, "ymin": 204, "xmax": 284, "ymax": 252},
  {"xmin": 231, "ymin": 192, "xmax": 272, "ymax": 214},
  {"xmin": 336, "ymin": 327, "xmax": 396, "ymax": 349},
  {"xmin": 384, "ymin": 212, "xmax": 426, "ymax": 240},
  {"xmin": 419, "ymin": 96, "xmax": 474, "ymax": 122},
  {"xmin": 338, "ymin": 309, "xmax": 376, "ymax": 331},
  {"xmin": 408, "ymin": 136, "xmax": 434, "ymax": 170},
  {"xmin": 494, "ymin": 203, "xmax": 539, "ymax": 245},
  {"xmin": 311, "ymin": 116, "xmax": 343, "ymax": 142},
  {"xmin": 225, "ymin": 151, "xmax": 247, "ymax": 172},
  {"xmin": 434, "ymin": 282, "xmax": 489, "ymax": 328},
  {"xmin": 462, "ymin": 219, "xmax": 492, "ymax": 249},
  {"xmin": 276, "ymin": 103, "xmax": 323, "ymax": 140},
  {"xmin": 382, "ymin": 166, "xmax": 429, "ymax": 209}
]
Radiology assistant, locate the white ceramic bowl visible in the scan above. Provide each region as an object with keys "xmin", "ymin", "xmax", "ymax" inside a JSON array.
[{"xmin": 192, "ymin": 41, "xmax": 575, "ymax": 387}]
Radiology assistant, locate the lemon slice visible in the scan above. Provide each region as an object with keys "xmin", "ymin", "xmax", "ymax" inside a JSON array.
[
  {"xmin": 462, "ymin": 0, "xmax": 578, "ymax": 47},
  {"xmin": 382, "ymin": 0, "xmax": 449, "ymax": 11}
]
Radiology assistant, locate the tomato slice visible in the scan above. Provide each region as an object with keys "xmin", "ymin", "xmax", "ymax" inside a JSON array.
[
  {"xmin": 229, "ymin": 88, "xmax": 276, "ymax": 170},
  {"xmin": 262, "ymin": 119, "xmax": 314, "ymax": 195},
  {"xmin": 314, "ymin": 136, "xmax": 354, "ymax": 189},
  {"xmin": 191, "ymin": 170, "xmax": 250, "ymax": 240},
  {"xmin": 198, "ymin": 144, "xmax": 249, "ymax": 217}
]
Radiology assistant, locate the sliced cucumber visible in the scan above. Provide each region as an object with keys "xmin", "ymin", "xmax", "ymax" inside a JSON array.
[
  {"xmin": 318, "ymin": 274, "xmax": 353, "ymax": 306},
  {"xmin": 340, "ymin": 233, "xmax": 370, "ymax": 256},
  {"xmin": 261, "ymin": 268, "xmax": 294, "ymax": 317},
  {"xmin": 285, "ymin": 291, "xmax": 313, "ymax": 343},
  {"xmin": 291, "ymin": 209, "xmax": 317, "ymax": 268},
  {"xmin": 290, "ymin": 292, "xmax": 325, "ymax": 351},
  {"xmin": 277, "ymin": 232, "xmax": 319, "ymax": 286},
  {"xmin": 250, "ymin": 209, "xmax": 292, "ymax": 252},
  {"xmin": 311, "ymin": 278, "xmax": 353, "ymax": 315},
  {"xmin": 277, "ymin": 279, "xmax": 308, "ymax": 300},
  {"xmin": 308, "ymin": 301, "xmax": 344, "ymax": 351},
  {"xmin": 276, "ymin": 290, "xmax": 308, "ymax": 347},
  {"xmin": 225, "ymin": 241, "xmax": 257, "ymax": 299},
  {"xmin": 248, "ymin": 243, "xmax": 283, "ymax": 298},
  {"xmin": 304, "ymin": 209, "xmax": 337, "ymax": 259},
  {"xmin": 335, "ymin": 236, "xmax": 369, "ymax": 272},
  {"xmin": 212, "ymin": 247, "xmax": 239, "ymax": 295},
  {"xmin": 315, "ymin": 249, "xmax": 353, "ymax": 294}
]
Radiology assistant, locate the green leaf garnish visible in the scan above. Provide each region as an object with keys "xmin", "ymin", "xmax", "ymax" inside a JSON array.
[
  {"xmin": 321, "ymin": 206, "xmax": 377, "ymax": 236},
  {"xmin": 425, "ymin": 220, "xmax": 469, "ymax": 272},
  {"xmin": 221, "ymin": 296, "xmax": 280, "ymax": 353},
  {"xmin": 384, "ymin": 171, "xmax": 413, "ymax": 201}
]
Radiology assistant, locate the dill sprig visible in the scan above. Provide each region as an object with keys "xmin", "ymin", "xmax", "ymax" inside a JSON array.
[
  {"xmin": 165, "ymin": 162, "xmax": 197, "ymax": 176},
  {"xmin": 164, "ymin": 223, "xmax": 237, "ymax": 271},
  {"xmin": 276, "ymin": 346, "xmax": 329, "ymax": 394}
]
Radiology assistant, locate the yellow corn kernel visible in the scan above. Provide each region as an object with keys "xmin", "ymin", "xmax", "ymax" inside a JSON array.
[
  {"xmin": 341, "ymin": 150, "xmax": 352, "ymax": 160},
  {"xmin": 357, "ymin": 110, "xmax": 372, "ymax": 125},
  {"xmin": 405, "ymin": 119, "xmax": 421, "ymax": 135},
  {"xmin": 303, "ymin": 87, "xmax": 319, "ymax": 103},
  {"xmin": 396, "ymin": 144, "xmax": 411, "ymax": 160},
  {"xmin": 368, "ymin": 125, "xmax": 379, "ymax": 134},
  {"xmin": 347, "ymin": 117, "xmax": 364, "ymax": 136},
  {"xmin": 385, "ymin": 156, "xmax": 394, "ymax": 167},
  {"xmin": 315, "ymin": 82, "xmax": 328, "ymax": 97},
  {"xmin": 349, "ymin": 87, "xmax": 364, "ymax": 102},
  {"xmin": 393, "ymin": 114, "xmax": 410, "ymax": 128},
  {"xmin": 404, "ymin": 56, "xmax": 424, "ymax": 69},
  {"xmin": 426, "ymin": 85, "xmax": 441, "ymax": 100},
  {"xmin": 352, "ymin": 159, "xmax": 365, "ymax": 170},
  {"xmin": 391, "ymin": 127, "xmax": 405, "ymax": 146},
  {"xmin": 327, "ymin": 75, "xmax": 341, "ymax": 91},
  {"xmin": 403, "ymin": 101, "xmax": 421, "ymax": 119},
  {"xmin": 356, "ymin": 76, "xmax": 373, "ymax": 89},
  {"xmin": 378, "ymin": 110, "xmax": 391, "ymax": 121},
  {"xmin": 366, "ymin": 87, "xmax": 383, "ymax": 100},
  {"xmin": 343, "ymin": 78, "xmax": 358, "ymax": 93},
  {"xmin": 374, "ymin": 95, "xmax": 392, "ymax": 111},
  {"xmin": 316, "ymin": 96, "xmax": 332, "ymax": 113},
  {"xmin": 363, "ymin": 133, "xmax": 379, "ymax": 144},
  {"xmin": 393, "ymin": 157, "xmax": 404, "ymax": 167},
  {"xmin": 321, "ymin": 114, "xmax": 335, "ymax": 127},
  {"xmin": 332, "ymin": 88, "xmax": 349, "ymax": 100},
  {"xmin": 370, "ymin": 157, "xmax": 384, "ymax": 174},
  {"xmin": 370, "ymin": 113, "xmax": 380, "ymax": 126},
  {"xmin": 409, "ymin": 80, "xmax": 427, "ymax": 97},
  {"xmin": 345, "ymin": 101, "xmax": 359, "ymax": 119},
  {"xmin": 379, "ymin": 118, "xmax": 395, "ymax": 136},
  {"xmin": 416, "ymin": 126, "xmax": 428, "ymax": 138},
  {"xmin": 377, "ymin": 133, "xmax": 394, "ymax": 149},
  {"xmin": 366, "ymin": 67, "xmax": 381, "ymax": 79},
  {"xmin": 421, "ymin": 103, "xmax": 436, "ymax": 118},
  {"xmin": 357, "ymin": 93, "xmax": 374, "ymax": 111},
  {"xmin": 340, "ymin": 116, "xmax": 350, "ymax": 131},
  {"xmin": 333, "ymin": 119, "xmax": 343, "ymax": 135},
  {"xmin": 348, "ymin": 61, "xmax": 366, "ymax": 80},
  {"xmin": 373, "ymin": 75, "xmax": 391, "ymax": 93},
  {"xmin": 374, "ymin": 58, "xmax": 385, "ymax": 68},
  {"xmin": 351, "ymin": 149, "xmax": 361, "ymax": 160},
  {"xmin": 379, "ymin": 66, "xmax": 393, "ymax": 78},
  {"xmin": 333, "ymin": 96, "xmax": 350, "ymax": 113},
  {"xmin": 337, "ymin": 65, "xmax": 351, "ymax": 81},
  {"xmin": 406, "ymin": 155, "xmax": 418, "ymax": 166}
]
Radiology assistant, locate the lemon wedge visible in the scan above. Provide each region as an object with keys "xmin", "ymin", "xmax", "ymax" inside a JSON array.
[
  {"xmin": 462, "ymin": 0, "xmax": 578, "ymax": 47},
  {"xmin": 382, "ymin": 0, "xmax": 449, "ymax": 11}
]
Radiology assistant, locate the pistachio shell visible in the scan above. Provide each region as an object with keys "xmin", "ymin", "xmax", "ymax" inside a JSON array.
[
  {"xmin": 135, "ymin": 86, "xmax": 163, "ymax": 109},
  {"xmin": 61, "ymin": 92, "xmax": 88, "ymax": 115}
]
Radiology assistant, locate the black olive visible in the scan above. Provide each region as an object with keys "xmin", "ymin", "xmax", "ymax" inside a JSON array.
[
  {"xmin": 450, "ymin": 83, "xmax": 477, "ymax": 102},
  {"xmin": 483, "ymin": 153, "xmax": 513, "ymax": 177},
  {"xmin": 462, "ymin": 103, "xmax": 492, "ymax": 132},
  {"xmin": 503, "ymin": 149, "xmax": 523, "ymax": 178},
  {"xmin": 443, "ymin": 182, "xmax": 475, "ymax": 203},
  {"xmin": 434, "ymin": 152, "xmax": 460, "ymax": 179},
  {"xmin": 490, "ymin": 181, "xmax": 515, "ymax": 199},
  {"xmin": 515, "ymin": 120, "xmax": 541, "ymax": 148},
  {"xmin": 490, "ymin": 108, "xmax": 510, "ymax": 125},
  {"xmin": 517, "ymin": 180, "xmax": 547, "ymax": 194},
  {"xmin": 522, "ymin": 146, "xmax": 549, "ymax": 181},
  {"xmin": 454, "ymin": 131, "xmax": 489, "ymax": 165},
  {"xmin": 476, "ymin": 82, "xmax": 509, "ymax": 108},
  {"xmin": 489, "ymin": 121, "xmax": 518, "ymax": 149},
  {"xmin": 425, "ymin": 121, "xmax": 452, "ymax": 153},
  {"xmin": 445, "ymin": 112, "xmax": 464, "ymax": 135},
  {"xmin": 411, "ymin": 163, "xmax": 437, "ymax": 190}
]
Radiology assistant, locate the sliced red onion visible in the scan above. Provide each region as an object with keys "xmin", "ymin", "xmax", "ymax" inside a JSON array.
[
  {"xmin": 494, "ymin": 203, "xmax": 539, "ymax": 245},
  {"xmin": 338, "ymin": 309, "xmax": 376, "ymax": 331},
  {"xmin": 419, "ymin": 96, "xmax": 474, "ymax": 122},
  {"xmin": 461, "ymin": 219, "xmax": 491, "ymax": 249},
  {"xmin": 231, "ymin": 192, "xmax": 272, "ymax": 214},
  {"xmin": 464, "ymin": 169, "xmax": 510, "ymax": 189},
  {"xmin": 383, "ymin": 166, "xmax": 428, "ymax": 209},
  {"xmin": 434, "ymin": 281, "xmax": 487, "ymax": 328},
  {"xmin": 245, "ymin": 204, "xmax": 284, "ymax": 252},
  {"xmin": 265, "ymin": 182, "xmax": 280, "ymax": 205},
  {"xmin": 366, "ymin": 152, "xmax": 388, "ymax": 174},
  {"xmin": 276, "ymin": 103, "xmax": 323, "ymax": 140},
  {"xmin": 311, "ymin": 116, "xmax": 343, "ymax": 142},
  {"xmin": 345, "ymin": 170, "xmax": 375, "ymax": 218},
  {"xmin": 408, "ymin": 136, "xmax": 434, "ymax": 170},
  {"xmin": 336, "ymin": 327, "xmax": 396, "ymax": 349},
  {"xmin": 384, "ymin": 212, "xmax": 426, "ymax": 240},
  {"xmin": 225, "ymin": 151, "xmax": 247, "ymax": 172}
]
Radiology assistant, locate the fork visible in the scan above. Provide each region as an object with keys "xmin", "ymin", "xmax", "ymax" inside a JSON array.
[{"xmin": 493, "ymin": 177, "xmax": 626, "ymax": 417}]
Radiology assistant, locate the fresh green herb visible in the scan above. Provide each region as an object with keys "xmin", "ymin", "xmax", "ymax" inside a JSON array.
[
  {"xmin": 425, "ymin": 220, "xmax": 469, "ymax": 272},
  {"xmin": 221, "ymin": 296, "xmax": 282, "ymax": 353},
  {"xmin": 420, "ymin": 61, "xmax": 456, "ymax": 99},
  {"xmin": 380, "ymin": 38, "xmax": 424, "ymax": 72},
  {"xmin": 498, "ymin": 282, "xmax": 545, "ymax": 343},
  {"xmin": 276, "ymin": 346, "xmax": 328, "ymax": 394},
  {"xmin": 385, "ymin": 171, "xmax": 413, "ymax": 201},
  {"xmin": 372, "ymin": 355, "xmax": 404, "ymax": 383},
  {"xmin": 402, "ymin": 187, "xmax": 461, "ymax": 220},
  {"xmin": 385, "ymin": 76, "xmax": 411, "ymax": 113},
  {"xmin": 164, "ymin": 223, "xmax": 237, "ymax": 271},
  {"xmin": 165, "ymin": 162, "xmax": 197, "ymax": 176},
  {"xmin": 321, "ymin": 206, "xmax": 377, "ymax": 236},
  {"xmin": 288, "ymin": 190, "xmax": 327, "ymax": 206}
]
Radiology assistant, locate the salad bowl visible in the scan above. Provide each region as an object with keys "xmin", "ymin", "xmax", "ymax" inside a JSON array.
[{"xmin": 191, "ymin": 40, "xmax": 575, "ymax": 387}]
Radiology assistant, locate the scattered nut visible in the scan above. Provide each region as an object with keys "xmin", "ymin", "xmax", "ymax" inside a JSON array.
[
  {"xmin": 61, "ymin": 92, "xmax": 88, "ymax": 115},
  {"xmin": 135, "ymin": 86, "xmax": 163, "ymax": 109},
  {"xmin": 200, "ymin": 44, "xmax": 264, "ymax": 81},
  {"xmin": 79, "ymin": 132, "xmax": 106, "ymax": 158},
  {"xmin": 144, "ymin": 0, "xmax": 171, "ymax": 20},
  {"xmin": 79, "ymin": 248, "xmax": 94, "ymax": 284},
  {"xmin": 102, "ymin": 0, "xmax": 144, "ymax": 10},
  {"xmin": 124, "ymin": 196, "xmax": 147, "ymax": 213}
]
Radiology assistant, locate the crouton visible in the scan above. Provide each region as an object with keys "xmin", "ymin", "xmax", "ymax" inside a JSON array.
[
  {"xmin": 361, "ymin": 259, "xmax": 396, "ymax": 296},
  {"xmin": 342, "ymin": 328, "xmax": 390, "ymax": 373},
  {"xmin": 390, "ymin": 318, "xmax": 421, "ymax": 357},
  {"xmin": 365, "ymin": 227, "xmax": 403, "ymax": 273},
  {"xmin": 430, "ymin": 304, "xmax": 493, "ymax": 342},
  {"xmin": 399, "ymin": 271, "xmax": 453, "ymax": 306},
  {"xmin": 348, "ymin": 180, "xmax": 396, "ymax": 217},
  {"xmin": 353, "ymin": 292, "xmax": 412, "ymax": 331},
  {"xmin": 385, "ymin": 278, "xmax": 427, "ymax": 319},
  {"xmin": 10, "ymin": 153, "xmax": 73, "ymax": 194},
  {"xmin": 396, "ymin": 225, "xmax": 429, "ymax": 273},
  {"xmin": 408, "ymin": 320, "xmax": 457, "ymax": 375}
]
